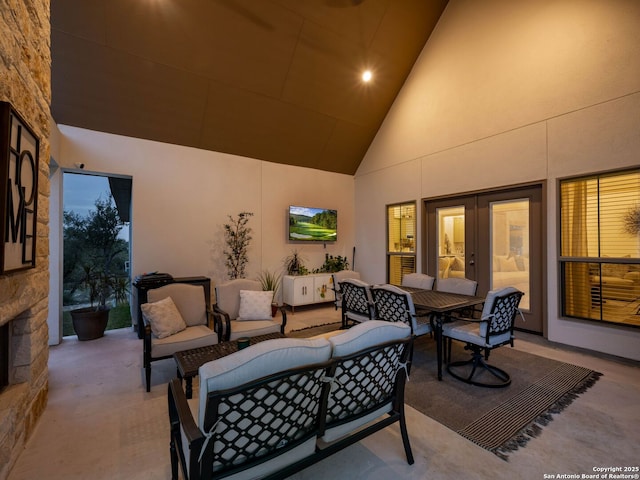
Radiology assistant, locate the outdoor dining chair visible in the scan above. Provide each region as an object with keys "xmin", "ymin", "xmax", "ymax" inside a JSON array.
[
  {"xmin": 331, "ymin": 270, "xmax": 361, "ymax": 310},
  {"xmin": 370, "ymin": 284, "xmax": 433, "ymax": 338},
  {"xmin": 339, "ymin": 278, "xmax": 376, "ymax": 328},
  {"xmin": 442, "ymin": 287, "xmax": 524, "ymax": 387}
]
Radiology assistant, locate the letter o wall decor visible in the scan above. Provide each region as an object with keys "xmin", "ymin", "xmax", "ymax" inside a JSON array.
[{"xmin": 0, "ymin": 101, "xmax": 39, "ymax": 274}]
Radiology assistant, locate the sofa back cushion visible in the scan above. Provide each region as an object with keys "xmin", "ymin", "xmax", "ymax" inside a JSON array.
[
  {"xmin": 328, "ymin": 320, "xmax": 411, "ymax": 357},
  {"xmin": 147, "ymin": 283, "xmax": 207, "ymax": 327},
  {"xmin": 198, "ymin": 337, "xmax": 331, "ymax": 427}
]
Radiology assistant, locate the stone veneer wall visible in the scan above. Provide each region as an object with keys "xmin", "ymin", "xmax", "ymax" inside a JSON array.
[{"xmin": 0, "ymin": 1, "xmax": 51, "ymax": 479}]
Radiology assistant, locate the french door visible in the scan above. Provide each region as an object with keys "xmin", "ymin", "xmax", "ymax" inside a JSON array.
[{"xmin": 424, "ymin": 184, "xmax": 544, "ymax": 334}]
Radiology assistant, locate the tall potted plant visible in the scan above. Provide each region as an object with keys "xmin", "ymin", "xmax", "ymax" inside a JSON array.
[
  {"xmin": 65, "ymin": 195, "xmax": 127, "ymax": 340},
  {"xmin": 69, "ymin": 265, "xmax": 112, "ymax": 340},
  {"xmin": 223, "ymin": 212, "xmax": 254, "ymax": 279}
]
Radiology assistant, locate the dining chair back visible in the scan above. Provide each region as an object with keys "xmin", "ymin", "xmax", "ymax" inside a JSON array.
[
  {"xmin": 436, "ymin": 277, "xmax": 478, "ymax": 296},
  {"xmin": 401, "ymin": 273, "xmax": 435, "ymax": 290},
  {"xmin": 339, "ymin": 278, "xmax": 375, "ymax": 328},
  {"xmin": 370, "ymin": 284, "xmax": 432, "ymax": 337},
  {"xmin": 331, "ymin": 270, "xmax": 361, "ymax": 310}
]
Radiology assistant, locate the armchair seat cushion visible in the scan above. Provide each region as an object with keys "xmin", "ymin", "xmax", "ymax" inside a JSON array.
[
  {"xmin": 413, "ymin": 316, "xmax": 433, "ymax": 337},
  {"xmin": 344, "ymin": 312, "xmax": 373, "ymax": 324},
  {"xmin": 228, "ymin": 320, "xmax": 282, "ymax": 340},
  {"xmin": 152, "ymin": 325, "xmax": 218, "ymax": 358},
  {"xmin": 443, "ymin": 320, "xmax": 511, "ymax": 348}
]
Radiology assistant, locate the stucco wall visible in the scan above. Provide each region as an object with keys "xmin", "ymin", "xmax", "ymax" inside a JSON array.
[
  {"xmin": 54, "ymin": 125, "xmax": 356, "ymax": 305},
  {"xmin": 355, "ymin": 0, "xmax": 640, "ymax": 360}
]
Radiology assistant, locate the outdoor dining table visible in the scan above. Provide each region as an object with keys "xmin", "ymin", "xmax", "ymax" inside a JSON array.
[{"xmin": 402, "ymin": 286, "xmax": 485, "ymax": 380}]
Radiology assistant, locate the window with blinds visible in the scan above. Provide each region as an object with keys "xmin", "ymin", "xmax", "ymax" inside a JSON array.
[
  {"xmin": 560, "ymin": 169, "xmax": 640, "ymax": 328},
  {"xmin": 387, "ymin": 202, "xmax": 416, "ymax": 285}
]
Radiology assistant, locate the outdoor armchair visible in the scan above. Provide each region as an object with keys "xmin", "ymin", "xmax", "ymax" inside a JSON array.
[
  {"xmin": 141, "ymin": 282, "xmax": 220, "ymax": 392},
  {"xmin": 214, "ymin": 279, "xmax": 286, "ymax": 341}
]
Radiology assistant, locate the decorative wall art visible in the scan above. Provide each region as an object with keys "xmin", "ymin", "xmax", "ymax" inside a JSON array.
[{"xmin": 0, "ymin": 102, "xmax": 39, "ymax": 274}]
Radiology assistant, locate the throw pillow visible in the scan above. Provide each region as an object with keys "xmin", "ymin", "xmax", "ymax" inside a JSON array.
[
  {"xmin": 238, "ymin": 290, "xmax": 273, "ymax": 320},
  {"xmin": 141, "ymin": 296, "xmax": 187, "ymax": 339}
]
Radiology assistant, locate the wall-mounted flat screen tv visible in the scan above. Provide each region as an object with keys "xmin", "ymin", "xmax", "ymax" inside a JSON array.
[{"xmin": 289, "ymin": 206, "xmax": 337, "ymax": 242}]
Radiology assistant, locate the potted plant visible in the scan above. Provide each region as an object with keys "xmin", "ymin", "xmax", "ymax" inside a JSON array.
[
  {"xmin": 284, "ymin": 249, "xmax": 308, "ymax": 276},
  {"xmin": 312, "ymin": 253, "xmax": 350, "ymax": 273},
  {"xmin": 64, "ymin": 195, "xmax": 128, "ymax": 341},
  {"xmin": 69, "ymin": 265, "xmax": 112, "ymax": 341},
  {"xmin": 257, "ymin": 269, "xmax": 282, "ymax": 317}
]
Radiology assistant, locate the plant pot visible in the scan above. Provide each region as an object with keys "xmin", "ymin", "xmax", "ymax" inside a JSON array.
[
  {"xmin": 70, "ymin": 307, "xmax": 110, "ymax": 341},
  {"xmin": 271, "ymin": 304, "xmax": 278, "ymax": 317}
]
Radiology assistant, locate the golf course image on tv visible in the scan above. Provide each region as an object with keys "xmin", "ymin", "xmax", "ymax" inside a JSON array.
[{"xmin": 289, "ymin": 206, "xmax": 337, "ymax": 242}]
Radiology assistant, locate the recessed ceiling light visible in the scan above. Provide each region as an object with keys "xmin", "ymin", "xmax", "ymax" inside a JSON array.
[{"xmin": 362, "ymin": 70, "xmax": 372, "ymax": 82}]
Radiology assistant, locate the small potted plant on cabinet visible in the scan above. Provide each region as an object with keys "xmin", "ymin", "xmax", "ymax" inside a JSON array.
[{"xmin": 284, "ymin": 250, "xmax": 308, "ymax": 276}]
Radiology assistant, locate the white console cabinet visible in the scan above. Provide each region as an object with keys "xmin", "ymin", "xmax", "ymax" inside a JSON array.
[{"xmin": 283, "ymin": 274, "xmax": 335, "ymax": 311}]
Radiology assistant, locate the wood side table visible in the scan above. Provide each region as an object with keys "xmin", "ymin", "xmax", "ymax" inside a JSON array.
[{"xmin": 173, "ymin": 332, "xmax": 285, "ymax": 398}]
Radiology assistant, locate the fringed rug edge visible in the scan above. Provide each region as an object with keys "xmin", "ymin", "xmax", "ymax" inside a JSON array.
[{"xmin": 489, "ymin": 370, "xmax": 603, "ymax": 461}]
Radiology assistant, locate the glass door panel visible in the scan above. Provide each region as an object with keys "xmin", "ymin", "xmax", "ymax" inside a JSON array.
[
  {"xmin": 427, "ymin": 185, "xmax": 542, "ymax": 333},
  {"xmin": 436, "ymin": 206, "xmax": 465, "ymax": 280},
  {"xmin": 490, "ymin": 199, "xmax": 530, "ymax": 310}
]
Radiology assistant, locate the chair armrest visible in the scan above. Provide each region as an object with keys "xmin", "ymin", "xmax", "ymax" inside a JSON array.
[
  {"xmin": 277, "ymin": 305, "xmax": 287, "ymax": 333},
  {"xmin": 206, "ymin": 306, "xmax": 222, "ymax": 343},
  {"xmin": 213, "ymin": 304, "xmax": 232, "ymax": 341},
  {"xmin": 168, "ymin": 378, "xmax": 203, "ymax": 442},
  {"xmin": 168, "ymin": 378, "xmax": 205, "ymax": 475}
]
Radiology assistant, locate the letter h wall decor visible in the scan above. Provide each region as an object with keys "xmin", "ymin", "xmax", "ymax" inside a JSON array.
[{"xmin": 0, "ymin": 102, "xmax": 39, "ymax": 274}]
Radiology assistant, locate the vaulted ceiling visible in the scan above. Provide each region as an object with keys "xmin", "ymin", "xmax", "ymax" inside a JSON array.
[{"xmin": 50, "ymin": 0, "xmax": 448, "ymax": 175}]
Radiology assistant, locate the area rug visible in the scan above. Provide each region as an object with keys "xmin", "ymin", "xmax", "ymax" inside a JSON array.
[{"xmin": 289, "ymin": 323, "xmax": 602, "ymax": 460}]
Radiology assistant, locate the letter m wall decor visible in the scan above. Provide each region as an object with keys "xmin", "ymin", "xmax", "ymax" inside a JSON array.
[{"xmin": 0, "ymin": 102, "xmax": 39, "ymax": 274}]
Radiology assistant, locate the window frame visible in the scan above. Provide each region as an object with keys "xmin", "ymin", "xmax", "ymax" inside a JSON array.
[
  {"xmin": 558, "ymin": 168, "xmax": 640, "ymax": 329},
  {"xmin": 386, "ymin": 201, "xmax": 417, "ymax": 285}
]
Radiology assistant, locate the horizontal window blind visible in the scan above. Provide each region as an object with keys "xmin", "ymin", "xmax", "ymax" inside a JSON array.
[{"xmin": 559, "ymin": 169, "xmax": 640, "ymax": 327}]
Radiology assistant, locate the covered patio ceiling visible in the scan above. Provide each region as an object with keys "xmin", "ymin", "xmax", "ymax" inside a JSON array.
[{"xmin": 50, "ymin": 0, "xmax": 448, "ymax": 175}]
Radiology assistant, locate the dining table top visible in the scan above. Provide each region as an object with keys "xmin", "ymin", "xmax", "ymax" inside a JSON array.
[{"xmin": 400, "ymin": 286, "xmax": 484, "ymax": 313}]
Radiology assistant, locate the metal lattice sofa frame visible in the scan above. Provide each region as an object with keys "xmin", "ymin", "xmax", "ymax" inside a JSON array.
[{"xmin": 168, "ymin": 321, "xmax": 414, "ymax": 480}]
